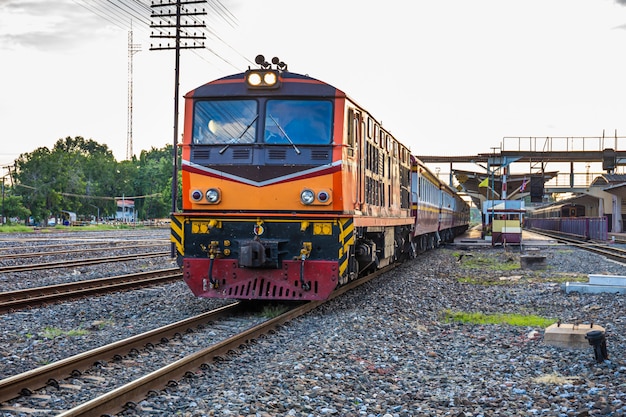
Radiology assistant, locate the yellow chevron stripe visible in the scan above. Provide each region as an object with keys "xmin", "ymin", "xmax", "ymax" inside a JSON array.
[
  {"xmin": 170, "ymin": 215, "xmax": 184, "ymax": 256},
  {"xmin": 338, "ymin": 218, "xmax": 354, "ymax": 278}
]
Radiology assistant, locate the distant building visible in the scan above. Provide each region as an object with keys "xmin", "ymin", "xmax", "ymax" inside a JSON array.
[{"xmin": 116, "ymin": 198, "xmax": 135, "ymax": 222}]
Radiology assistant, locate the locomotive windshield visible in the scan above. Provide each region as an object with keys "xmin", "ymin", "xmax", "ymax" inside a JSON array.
[
  {"xmin": 192, "ymin": 98, "xmax": 332, "ymax": 145},
  {"xmin": 264, "ymin": 100, "xmax": 332, "ymax": 145},
  {"xmin": 193, "ymin": 100, "xmax": 258, "ymax": 144}
]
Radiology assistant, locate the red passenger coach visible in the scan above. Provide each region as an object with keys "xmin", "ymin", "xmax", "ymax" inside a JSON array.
[{"xmin": 171, "ymin": 55, "xmax": 468, "ymax": 301}]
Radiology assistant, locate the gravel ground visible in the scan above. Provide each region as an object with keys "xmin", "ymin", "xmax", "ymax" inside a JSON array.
[{"xmin": 2, "ymin": 237, "xmax": 626, "ymax": 417}]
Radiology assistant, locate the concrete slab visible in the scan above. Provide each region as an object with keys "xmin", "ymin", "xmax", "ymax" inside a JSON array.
[
  {"xmin": 589, "ymin": 274, "xmax": 626, "ymax": 286},
  {"xmin": 563, "ymin": 274, "xmax": 626, "ymax": 294},
  {"xmin": 544, "ymin": 323, "xmax": 605, "ymax": 349},
  {"xmin": 520, "ymin": 254, "xmax": 547, "ymax": 270},
  {"xmin": 562, "ymin": 282, "xmax": 626, "ymax": 294}
]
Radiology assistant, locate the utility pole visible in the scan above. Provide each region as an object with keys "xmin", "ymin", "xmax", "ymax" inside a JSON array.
[
  {"xmin": 1, "ymin": 165, "xmax": 11, "ymax": 226},
  {"xmin": 1, "ymin": 176, "xmax": 5, "ymax": 226},
  {"xmin": 127, "ymin": 22, "xmax": 142, "ymax": 160},
  {"xmin": 150, "ymin": 0, "xmax": 206, "ymax": 257}
]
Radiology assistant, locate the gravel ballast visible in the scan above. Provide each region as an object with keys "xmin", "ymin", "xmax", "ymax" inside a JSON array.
[{"xmin": 1, "ymin": 233, "xmax": 626, "ymax": 417}]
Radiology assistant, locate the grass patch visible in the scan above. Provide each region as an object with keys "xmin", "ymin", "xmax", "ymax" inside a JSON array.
[
  {"xmin": 259, "ymin": 304, "xmax": 290, "ymax": 318},
  {"xmin": 452, "ymin": 251, "xmax": 519, "ymax": 271},
  {"xmin": 538, "ymin": 272, "xmax": 588, "ymax": 283},
  {"xmin": 40, "ymin": 326, "xmax": 90, "ymax": 339},
  {"xmin": 442, "ymin": 309, "xmax": 555, "ymax": 327},
  {"xmin": 0, "ymin": 224, "xmax": 150, "ymax": 233},
  {"xmin": 457, "ymin": 276, "xmax": 519, "ymax": 285},
  {"xmin": 0, "ymin": 224, "xmax": 33, "ymax": 233}
]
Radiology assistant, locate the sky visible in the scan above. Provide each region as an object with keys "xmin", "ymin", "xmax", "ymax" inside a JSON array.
[{"xmin": 2, "ymin": 0, "xmax": 626, "ymax": 176}]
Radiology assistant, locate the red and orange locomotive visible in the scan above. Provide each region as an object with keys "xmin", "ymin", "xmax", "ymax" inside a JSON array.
[{"xmin": 171, "ymin": 55, "xmax": 469, "ymax": 301}]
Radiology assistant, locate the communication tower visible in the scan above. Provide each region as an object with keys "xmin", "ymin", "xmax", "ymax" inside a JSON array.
[{"xmin": 127, "ymin": 23, "xmax": 142, "ymax": 160}]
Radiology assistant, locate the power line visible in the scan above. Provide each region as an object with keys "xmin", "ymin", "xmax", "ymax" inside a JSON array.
[{"xmin": 73, "ymin": 0, "xmax": 244, "ymax": 69}]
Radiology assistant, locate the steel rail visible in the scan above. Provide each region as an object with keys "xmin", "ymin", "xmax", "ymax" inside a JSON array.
[
  {"xmin": 50, "ymin": 265, "xmax": 396, "ymax": 417},
  {"xmin": 0, "ymin": 268, "xmax": 182, "ymax": 314},
  {"xmin": 0, "ymin": 243, "xmax": 166, "ymax": 260},
  {"xmin": 0, "ymin": 303, "xmax": 242, "ymax": 404},
  {"xmin": 0, "ymin": 252, "xmax": 170, "ymax": 273},
  {"xmin": 527, "ymin": 229, "xmax": 626, "ymax": 263}
]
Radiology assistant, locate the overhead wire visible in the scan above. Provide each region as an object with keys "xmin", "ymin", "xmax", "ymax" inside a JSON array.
[{"xmin": 73, "ymin": 0, "xmax": 248, "ymax": 71}]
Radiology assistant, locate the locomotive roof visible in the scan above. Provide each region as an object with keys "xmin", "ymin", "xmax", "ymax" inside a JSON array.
[{"xmin": 185, "ymin": 71, "xmax": 346, "ymax": 99}]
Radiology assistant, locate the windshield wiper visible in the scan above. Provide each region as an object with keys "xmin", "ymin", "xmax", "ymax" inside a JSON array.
[
  {"xmin": 268, "ymin": 114, "xmax": 301, "ymax": 155},
  {"xmin": 219, "ymin": 114, "xmax": 259, "ymax": 154}
]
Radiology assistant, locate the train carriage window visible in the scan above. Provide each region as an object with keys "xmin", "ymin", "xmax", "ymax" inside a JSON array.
[
  {"xmin": 367, "ymin": 118, "xmax": 373, "ymax": 138},
  {"xmin": 347, "ymin": 109, "xmax": 355, "ymax": 146},
  {"xmin": 193, "ymin": 100, "xmax": 258, "ymax": 144},
  {"xmin": 265, "ymin": 100, "xmax": 333, "ymax": 145}
]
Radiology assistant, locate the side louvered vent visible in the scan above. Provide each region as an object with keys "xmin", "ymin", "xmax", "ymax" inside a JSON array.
[
  {"xmin": 311, "ymin": 150, "xmax": 329, "ymax": 160},
  {"xmin": 268, "ymin": 149, "xmax": 287, "ymax": 160},
  {"xmin": 193, "ymin": 149, "xmax": 210, "ymax": 159},
  {"xmin": 233, "ymin": 149, "xmax": 251, "ymax": 159}
]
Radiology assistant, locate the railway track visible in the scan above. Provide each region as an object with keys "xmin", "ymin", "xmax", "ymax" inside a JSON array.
[
  {"xmin": 527, "ymin": 228, "xmax": 626, "ymax": 263},
  {"xmin": 0, "ymin": 268, "xmax": 182, "ymax": 314},
  {"xmin": 0, "ymin": 264, "xmax": 394, "ymax": 416},
  {"xmin": 0, "ymin": 251, "xmax": 170, "ymax": 273},
  {"xmin": 0, "ymin": 243, "xmax": 167, "ymax": 260}
]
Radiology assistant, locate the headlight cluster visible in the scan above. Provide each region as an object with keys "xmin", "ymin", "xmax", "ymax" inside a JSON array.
[
  {"xmin": 300, "ymin": 189, "xmax": 332, "ymax": 205},
  {"xmin": 245, "ymin": 70, "xmax": 280, "ymax": 89},
  {"xmin": 191, "ymin": 188, "xmax": 221, "ymax": 204}
]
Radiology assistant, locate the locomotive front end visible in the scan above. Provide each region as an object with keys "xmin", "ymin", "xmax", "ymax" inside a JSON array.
[
  {"xmin": 171, "ymin": 56, "xmax": 352, "ymax": 300},
  {"xmin": 172, "ymin": 215, "xmax": 354, "ymax": 300}
]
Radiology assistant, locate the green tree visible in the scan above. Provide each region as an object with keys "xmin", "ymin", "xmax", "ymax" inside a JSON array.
[
  {"xmin": 2, "ymin": 194, "xmax": 31, "ymax": 223},
  {"xmin": 136, "ymin": 145, "xmax": 178, "ymax": 219},
  {"xmin": 14, "ymin": 137, "xmax": 117, "ymax": 224},
  {"xmin": 51, "ymin": 137, "xmax": 117, "ymax": 219},
  {"xmin": 12, "ymin": 137, "xmax": 176, "ymax": 224},
  {"xmin": 14, "ymin": 146, "xmax": 60, "ymax": 224}
]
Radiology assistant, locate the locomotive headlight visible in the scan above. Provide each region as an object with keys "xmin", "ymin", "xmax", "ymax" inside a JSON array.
[
  {"xmin": 245, "ymin": 70, "xmax": 280, "ymax": 89},
  {"xmin": 247, "ymin": 72, "xmax": 262, "ymax": 86},
  {"xmin": 263, "ymin": 71, "xmax": 277, "ymax": 85},
  {"xmin": 206, "ymin": 188, "xmax": 221, "ymax": 204},
  {"xmin": 300, "ymin": 189, "xmax": 315, "ymax": 205},
  {"xmin": 191, "ymin": 190, "xmax": 203, "ymax": 202}
]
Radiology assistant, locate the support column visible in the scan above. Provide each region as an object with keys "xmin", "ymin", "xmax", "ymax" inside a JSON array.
[{"xmin": 613, "ymin": 195, "xmax": 623, "ymax": 233}]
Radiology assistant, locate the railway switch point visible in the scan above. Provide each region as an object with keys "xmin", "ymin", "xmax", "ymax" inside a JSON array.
[{"xmin": 544, "ymin": 322, "xmax": 606, "ymax": 350}]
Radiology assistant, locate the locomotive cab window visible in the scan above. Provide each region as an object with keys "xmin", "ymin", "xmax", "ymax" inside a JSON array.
[
  {"xmin": 264, "ymin": 99, "xmax": 332, "ymax": 145},
  {"xmin": 193, "ymin": 100, "xmax": 258, "ymax": 145}
]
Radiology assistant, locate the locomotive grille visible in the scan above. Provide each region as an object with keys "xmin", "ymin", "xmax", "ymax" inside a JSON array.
[
  {"xmin": 233, "ymin": 149, "xmax": 251, "ymax": 159},
  {"xmin": 268, "ymin": 149, "xmax": 287, "ymax": 160},
  {"xmin": 311, "ymin": 150, "xmax": 330, "ymax": 160},
  {"xmin": 193, "ymin": 149, "xmax": 210, "ymax": 160},
  {"xmin": 224, "ymin": 278, "xmax": 317, "ymax": 299}
]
